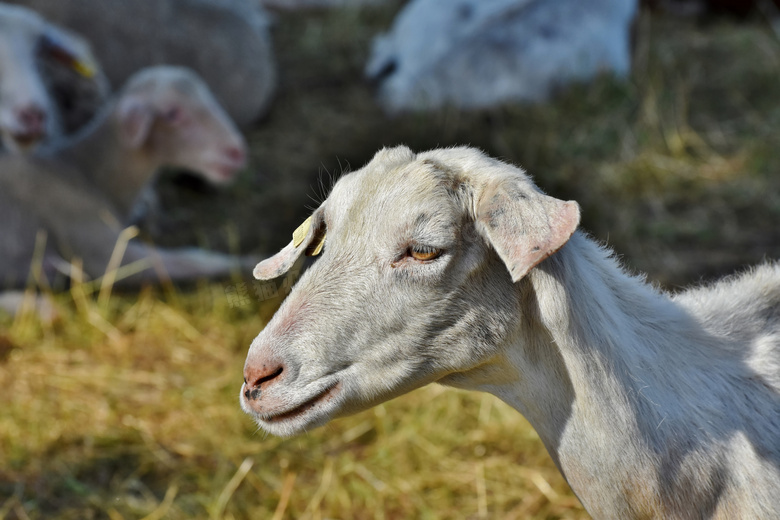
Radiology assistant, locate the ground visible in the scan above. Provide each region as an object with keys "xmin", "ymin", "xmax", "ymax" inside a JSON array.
[{"xmin": 1, "ymin": 3, "xmax": 779, "ymax": 519}]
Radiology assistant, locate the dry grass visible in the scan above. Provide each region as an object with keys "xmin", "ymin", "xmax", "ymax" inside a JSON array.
[
  {"xmin": 0, "ymin": 285, "xmax": 586, "ymax": 519},
  {"xmin": 2, "ymin": 3, "xmax": 780, "ymax": 519}
]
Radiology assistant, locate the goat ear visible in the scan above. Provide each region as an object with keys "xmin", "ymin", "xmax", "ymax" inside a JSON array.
[
  {"xmin": 254, "ymin": 215, "xmax": 327, "ymax": 280},
  {"xmin": 117, "ymin": 97, "xmax": 154, "ymax": 149},
  {"xmin": 476, "ymin": 179, "xmax": 580, "ymax": 282}
]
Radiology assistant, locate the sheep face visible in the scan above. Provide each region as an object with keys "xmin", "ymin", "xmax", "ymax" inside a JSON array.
[
  {"xmin": 365, "ymin": 0, "xmax": 513, "ymax": 111},
  {"xmin": 0, "ymin": 5, "xmax": 56, "ymax": 152},
  {"xmin": 365, "ymin": 0, "xmax": 638, "ymax": 112},
  {"xmin": 0, "ymin": 4, "xmax": 100, "ymax": 152},
  {"xmin": 241, "ymin": 146, "xmax": 579, "ymax": 436},
  {"xmin": 116, "ymin": 67, "xmax": 247, "ymax": 185}
]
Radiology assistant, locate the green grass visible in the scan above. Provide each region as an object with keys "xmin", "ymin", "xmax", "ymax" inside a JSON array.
[{"xmin": 3, "ymin": 4, "xmax": 780, "ymax": 519}]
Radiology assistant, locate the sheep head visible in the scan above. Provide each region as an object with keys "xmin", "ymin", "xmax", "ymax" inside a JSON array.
[
  {"xmin": 0, "ymin": 4, "xmax": 101, "ymax": 152},
  {"xmin": 115, "ymin": 66, "xmax": 247, "ymax": 185}
]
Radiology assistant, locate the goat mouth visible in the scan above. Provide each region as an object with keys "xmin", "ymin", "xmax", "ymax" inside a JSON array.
[{"xmin": 261, "ymin": 382, "xmax": 341, "ymax": 424}]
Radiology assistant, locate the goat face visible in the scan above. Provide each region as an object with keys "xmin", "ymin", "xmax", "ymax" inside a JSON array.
[{"xmin": 241, "ymin": 146, "xmax": 579, "ymax": 436}]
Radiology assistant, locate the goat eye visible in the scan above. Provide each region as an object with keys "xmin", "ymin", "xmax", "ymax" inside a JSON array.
[{"xmin": 409, "ymin": 245, "xmax": 442, "ymax": 262}]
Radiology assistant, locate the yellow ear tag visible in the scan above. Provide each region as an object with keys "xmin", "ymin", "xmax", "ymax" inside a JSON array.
[
  {"xmin": 307, "ymin": 232, "xmax": 326, "ymax": 256},
  {"xmin": 293, "ymin": 216, "xmax": 312, "ymax": 248},
  {"xmin": 74, "ymin": 60, "xmax": 97, "ymax": 78}
]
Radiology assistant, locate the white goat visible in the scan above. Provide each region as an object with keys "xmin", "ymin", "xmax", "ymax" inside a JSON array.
[
  {"xmin": 366, "ymin": 0, "xmax": 638, "ymax": 112},
  {"xmin": 0, "ymin": 2, "xmax": 106, "ymax": 152},
  {"xmin": 242, "ymin": 146, "xmax": 780, "ymax": 518},
  {"xmin": 6, "ymin": 0, "xmax": 276, "ymax": 128},
  {"xmin": 0, "ymin": 65, "xmax": 250, "ymax": 293}
]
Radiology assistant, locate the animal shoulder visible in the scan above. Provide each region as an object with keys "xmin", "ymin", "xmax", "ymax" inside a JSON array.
[{"xmin": 674, "ymin": 263, "xmax": 780, "ymax": 350}]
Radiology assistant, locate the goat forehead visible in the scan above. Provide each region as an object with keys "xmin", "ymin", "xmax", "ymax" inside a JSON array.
[{"xmin": 328, "ymin": 159, "xmax": 462, "ymax": 236}]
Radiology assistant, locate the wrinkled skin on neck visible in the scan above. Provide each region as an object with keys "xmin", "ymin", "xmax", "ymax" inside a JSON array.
[{"xmin": 241, "ymin": 146, "xmax": 579, "ymax": 437}]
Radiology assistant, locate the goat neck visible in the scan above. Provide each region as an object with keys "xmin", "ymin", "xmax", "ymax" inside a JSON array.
[{"xmin": 458, "ymin": 232, "xmax": 776, "ymax": 518}]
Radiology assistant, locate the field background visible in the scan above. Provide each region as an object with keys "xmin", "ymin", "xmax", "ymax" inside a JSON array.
[{"xmin": 2, "ymin": 2, "xmax": 780, "ymax": 519}]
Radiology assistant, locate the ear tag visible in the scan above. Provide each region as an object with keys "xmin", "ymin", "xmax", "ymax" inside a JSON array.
[
  {"xmin": 292, "ymin": 216, "xmax": 312, "ymax": 248},
  {"xmin": 42, "ymin": 33, "xmax": 98, "ymax": 78},
  {"xmin": 72, "ymin": 58, "xmax": 97, "ymax": 78},
  {"xmin": 307, "ymin": 232, "xmax": 326, "ymax": 256}
]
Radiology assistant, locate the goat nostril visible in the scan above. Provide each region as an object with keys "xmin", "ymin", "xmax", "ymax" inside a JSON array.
[
  {"xmin": 244, "ymin": 364, "xmax": 284, "ymax": 400},
  {"xmin": 257, "ymin": 366, "xmax": 283, "ymax": 386}
]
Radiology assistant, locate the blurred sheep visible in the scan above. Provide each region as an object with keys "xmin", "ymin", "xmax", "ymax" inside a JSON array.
[
  {"xmin": 0, "ymin": 2, "xmax": 107, "ymax": 152},
  {"xmin": 646, "ymin": 0, "xmax": 780, "ymax": 17},
  {"xmin": 260, "ymin": 0, "xmax": 389, "ymax": 9},
  {"xmin": 366, "ymin": 0, "xmax": 639, "ymax": 112},
  {"xmin": 9, "ymin": 0, "xmax": 276, "ymax": 128},
  {"xmin": 0, "ymin": 66, "xmax": 250, "ymax": 295}
]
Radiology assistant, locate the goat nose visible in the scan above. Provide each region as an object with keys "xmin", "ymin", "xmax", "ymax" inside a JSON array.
[
  {"xmin": 17, "ymin": 105, "xmax": 47, "ymax": 133},
  {"xmin": 243, "ymin": 362, "xmax": 284, "ymax": 401}
]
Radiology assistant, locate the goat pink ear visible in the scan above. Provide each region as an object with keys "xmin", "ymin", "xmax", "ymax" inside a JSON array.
[
  {"xmin": 117, "ymin": 97, "xmax": 154, "ymax": 149},
  {"xmin": 253, "ymin": 241, "xmax": 303, "ymax": 280},
  {"xmin": 253, "ymin": 216, "xmax": 326, "ymax": 280},
  {"xmin": 477, "ymin": 183, "xmax": 580, "ymax": 282}
]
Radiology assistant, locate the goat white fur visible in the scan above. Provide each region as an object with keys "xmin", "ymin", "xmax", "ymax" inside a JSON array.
[
  {"xmin": 242, "ymin": 146, "xmax": 780, "ymax": 518},
  {"xmin": 366, "ymin": 0, "xmax": 638, "ymax": 112}
]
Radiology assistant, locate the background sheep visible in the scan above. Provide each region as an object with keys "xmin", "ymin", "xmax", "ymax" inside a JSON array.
[
  {"xmin": 0, "ymin": 2, "xmax": 106, "ymax": 152},
  {"xmin": 366, "ymin": 0, "xmax": 638, "ymax": 112},
  {"xmin": 260, "ymin": 0, "xmax": 389, "ymax": 9},
  {"xmin": 9, "ymin": 0, "xmax": 276, "ymax": 128},
  {"xmin": 0, "ymin": 65, "xmax": 249, "ymax": 292}
]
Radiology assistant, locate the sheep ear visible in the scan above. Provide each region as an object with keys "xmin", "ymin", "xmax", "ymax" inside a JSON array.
[
  {"xmin": 476, "ymin": 179, "xmax": 580, "ymax": 282},
  {"xmin": 254, "ymin": 215, "xmax": 327, "ymax": 280},
  {"xmin": 40, "ymin": 24, "xmax": 100, "ymax": 79},
  {"xmin": 117, "ymin": 97, "xmax": 154, "ymax": 149}
]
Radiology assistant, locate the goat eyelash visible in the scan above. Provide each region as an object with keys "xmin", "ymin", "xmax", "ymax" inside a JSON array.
[{"xmin": 408, "ymin": 244, "xmax": 443, "ymax": 262}]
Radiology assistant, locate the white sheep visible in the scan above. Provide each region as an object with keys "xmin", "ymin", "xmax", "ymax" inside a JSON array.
[
  {"xmin": 242, "ymin": 146, "xmax": 780, "ymax": 518},
  {"xmin": 7, "ymin": 0, "xmax": 276, "ymax": 128},
  {"xmin": 0, "ymin": 65, "xmax": 251, "ymax": 295},
  {"xmin": 366, "ymin": 0, "xmax": 638, "ymax": 112},
  {"xmin": 260, "ymin": 0, "xmax": 389, "ymax": 9},
  {"xmin": 0, "ymin": 2, "xmax": 107, "ymax": 152}
]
